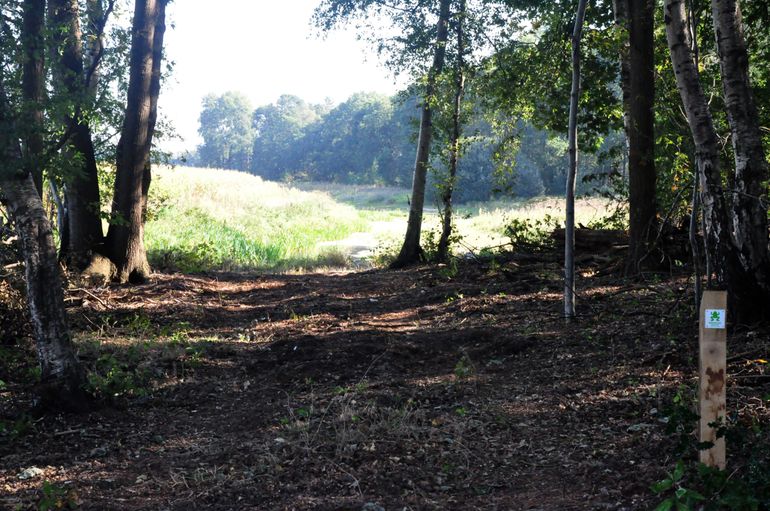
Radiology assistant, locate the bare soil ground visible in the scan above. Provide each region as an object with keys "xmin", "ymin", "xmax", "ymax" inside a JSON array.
[{"xmin": 1, "ymin": 254, "xmax": 769, "ymax": 510}]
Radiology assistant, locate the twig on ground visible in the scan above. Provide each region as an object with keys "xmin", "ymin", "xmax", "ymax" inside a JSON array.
[{"xmin": 70, "ymin": 287, "xmax": 112, "ymax": 309}]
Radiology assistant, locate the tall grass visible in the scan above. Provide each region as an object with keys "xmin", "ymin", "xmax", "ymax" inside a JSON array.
[
  {"xmin": 145, "ymin": 167, "xmax": 378, "ymax": 272},
  {"xmin": 145, "ymin": 167, "xmax": 621, "ymax": 272}
]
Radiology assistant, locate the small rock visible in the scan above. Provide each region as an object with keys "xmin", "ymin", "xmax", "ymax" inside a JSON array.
[
  {"xmin": 89, "ymin": 447, "xmax": 108, "ymax": 458},
  {"xmin": 18, "ymin": 467, "xmax": 44, "ymax": 480},
  {"xmin": 361, "ymin": 503, "xmax": 385, "ymax": 511},
  {"xmin": 274, "ymin": 437, "xmax": 287, "ymax": 445}
]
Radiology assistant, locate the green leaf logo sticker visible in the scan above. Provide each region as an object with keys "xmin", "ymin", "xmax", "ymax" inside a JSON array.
[{"xmin": 705, "ymin": 309, "xmax": 726, "ymax": 329}]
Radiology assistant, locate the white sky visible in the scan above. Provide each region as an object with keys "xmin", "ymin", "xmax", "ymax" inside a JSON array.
[{"xmin": 159, "ymin": 0, "xmax": 401, "ymax": 153}]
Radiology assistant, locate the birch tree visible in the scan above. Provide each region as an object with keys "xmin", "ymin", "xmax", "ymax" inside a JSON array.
[
  {"xmin": 564, "ymin": 0, "xmax": 588, "ymax": 319},
  {"xmin": 663, "ymin": 0, "xmax": 770, "ymax": 322},
  {"xmin": 664, "ymin": 0, "xmax": 731, "ymax": 287},
  {"xmin": 393, "ymin": 0, "xmax": 452, "ymax": 267},
  {"xmin": 436, "ymin": 0, "xmax": 467, "ymax": 263},
  {"xmin": 0, "ymin": 0, "xmax": 88, "ymax": 411},
  {"xmin": 711, "ymin": 0, "xmax": 770, "ymax": 322}
]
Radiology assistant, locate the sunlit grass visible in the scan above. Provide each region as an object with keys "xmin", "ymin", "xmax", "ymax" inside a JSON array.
[
  {"xmin": 145, "ymin": 167, "xmax": 383, "ymax": 272},
  {"xmin": 145, "ymin": 167, "xmax": 622, "ymax": 272},
  {"xmin": 452, "ymin": 197, "xmax": 625, "ymax": 250}
]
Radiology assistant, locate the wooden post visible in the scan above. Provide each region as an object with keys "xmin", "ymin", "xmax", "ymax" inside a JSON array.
[{"xmin": 699, "ymin": 290, "xmax": 727, "ymax": 469}]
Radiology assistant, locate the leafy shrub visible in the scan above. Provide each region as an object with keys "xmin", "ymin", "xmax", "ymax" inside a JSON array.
[
  {"xmin": 503, "ymin": 214, "xmax": 558, "ymax": 252},
  {"xmin": 86, "ymin": 354, "xmax": 149, "ymax": 400},
  {"xmin": 653, "ymin": 391, "xmax": 770, "ymax": 510},
  {"xmin": 38, "ymin": 481, "xmax": 79, "ymax": 511}
]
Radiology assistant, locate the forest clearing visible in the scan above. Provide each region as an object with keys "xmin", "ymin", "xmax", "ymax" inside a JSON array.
[
  {"xmin": 142, "ymin": 167, "xmax": 616, "ymax": 272},
  {"xmin": 2, "ymin": 0, "xmax": 770, "ymax": 509},
  {"xmin": 1, "ymin": 170, "xmax": 769, "ymax": 509},
  {"xmin": 1, "ymin": 251, "xmax": 767, "ymax": 510}
]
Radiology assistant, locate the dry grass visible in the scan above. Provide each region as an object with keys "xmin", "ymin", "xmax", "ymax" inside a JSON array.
[{"xmin": 145, "ymin": 169, "xmax": 622, "ymax": 270}]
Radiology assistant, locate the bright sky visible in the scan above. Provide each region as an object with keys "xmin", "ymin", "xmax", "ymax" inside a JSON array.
[{"xmin": 159, "ymin": 0, "xmax": 401, "ymax": 153}]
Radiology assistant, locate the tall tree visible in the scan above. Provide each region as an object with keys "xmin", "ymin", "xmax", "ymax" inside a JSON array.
[
  {"xmin": 106, "ymin": 0, "xmax": 168, "ymax": 283},
  {"xmin": 664, "ymin": 0, "xmax": 732, "ymax": 289},
  {"xmin": 615, "ymin": 0, "xmax": 657, "ymax": 275},
  {"xmin": 666, "ymin": 0, "xmax": 770, "ymax": 322},
  {"xmin": 20, "ymin": 0, "xmax": 46, "ymax": 196},
  {"xmin": 565, "ymin": 0, "xmax": 588, "ymax": 319},
  {"xmin": 299, "ymin": 93, "xmax": 395, "ymax": 183},
  {"xmin": 711, "ymin": 0, "xmax": 770, "ymax": 322},
  {"xmin": 251, "ymin": 95, "xmax": 320, "ymax": 180},
  {"xmin": 49, "ymin": 0, "xmax": 107, "ymax": 271},
  {"xmin": 0, "ymin": 1, "xmax": 87, "ymax": 411},
  {"xmin": 437, "ymin": 0, "xmax": 467, "ymax": 263},
  {"xmin": 313, "ymin": 0, "xmax": 509, "ymax": 266},
  {"xmin": 392, "ymin": 0, "xmax": 451, "ymax": 267},
  {"xmin": 198, "ymin": 92, "xmax": 255, "ymax": 171}
]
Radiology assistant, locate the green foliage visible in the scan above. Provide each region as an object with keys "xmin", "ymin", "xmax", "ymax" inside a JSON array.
[
  {"xmin": 249, "ymin": 95, "xmax": 325, "ymax": 180},
  {"xmin": 503, "ymin": 214, "xmax": 557, "ymax": 252},
  {"xmin": 86, "ymin": 354, "xmax": 149, "ymax": 400},
  {"xmin": 422, "ymin": 227, "xmax": 462, "ymax": 263},
  {"xmin": 653, "ymin": 455, "xmax": 770, "ymax": 511},
  {"xmin": 478, "ymin": 1, "xmax": 622, "ymax": 150},
  {"xmin": 653, "ymin": 389, "xmax": 770, "ymax": 510},
  {"xmin": 144, "ymin": 167, "xmax": 373, "ymax": 272},
  {"xmin": 0, "ymin": 414, "xmax": 35, "ymax": 442},
  {"xmin": 186, "ymin": 85, "xmax": 620, "ymax": 202},
  {"xmin": 198, "ymin": 92, "xmax": 255, "ymax": 171},
  {"xmin": 454, "ymin": 354, "xmax": 474, "ymax": 379},
  {"xmin": 37, "ymin": 481, "xmax": 78, "ymax": 511},
  {"xmin": 439, "ymin": 258, "xmax": 460, "ymax": 280},
  {"xmin": 651, "ymin": 461, "xmax": 706, "ymax": 511},
  {"xmin": 662, "ymin": 385, "xmax": 700, "ymax": 457}
]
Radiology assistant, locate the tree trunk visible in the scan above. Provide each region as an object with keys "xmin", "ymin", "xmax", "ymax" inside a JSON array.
[
  {"xmin": 106, "ymin": 0, "xmax": 167, "ymax": 283},
  {"xmin": 664, "ymin": 0, "xmax": 731, "ymax": 288},
  {"xmin": 1, "ymin": 174, "xmax": 88, "ymax": 411},
  {"xmin": 711, "ymin": 0, "xmax": 770, "ymax": 323},
  {"xmin": 49, "ymin": 0, "xmax": 106, "ymax": 271},
  {"xmin": 0, "ymin": 81, "xmax": 87, "ymax": 413},
  {"xmin": 437, "ymin": 0, "xmax": 466, "ymax": 263},
  {"xmin": 142, "ymin": 0, "xmax": 167, "ymax": 219},
  {"xmin": 391, "ymin": 0, "xmax": 451, "ymax": 269},
  {"xmin": 625, "ymin": 0, "xmax": 657, "ymax": 275},
  {"xmin": 565, "ymin": 0, "xmax": 588, "ymax": 319},
  {"xmin": 21, "ymin": 0, "xmax": 46, "ymax": 197},
  {"xmin": 85, "ymin": 0, "xmax": 107, "ymax": 99}
]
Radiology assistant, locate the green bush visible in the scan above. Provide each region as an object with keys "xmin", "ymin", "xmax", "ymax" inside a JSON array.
[{"xmin": 653, "ymin": 390, "xmax": 770, "ymax": 510}]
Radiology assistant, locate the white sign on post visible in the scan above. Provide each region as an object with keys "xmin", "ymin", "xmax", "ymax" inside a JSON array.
[
  {"xmin": 705, "ymin": 309, "xmax": 726, "ymax": 329},
  {"xmin": 700, "ymin": 292, "xmax": 727, "ymax": 469}
]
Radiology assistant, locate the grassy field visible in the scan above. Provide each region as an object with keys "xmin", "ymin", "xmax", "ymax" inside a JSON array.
[
  {"xmin": 145, "ymin": 166, "xmax": 622, "ymax": 272},
  {"xmin": 145, "ymin": 167, "xmax": 379, "ymax": 272}
]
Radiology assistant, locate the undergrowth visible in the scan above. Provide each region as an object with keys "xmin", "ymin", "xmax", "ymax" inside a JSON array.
[
  {"xmin": 78, "ymin": 315, "xmax": 216, "ymax": 403},
  {"xmin": 653, "ymin": 386, "xmax": 770, "ymax": 510},
  {"xmin": 144, "ymin": 167, "xmax": 375, "ymax": 272}
]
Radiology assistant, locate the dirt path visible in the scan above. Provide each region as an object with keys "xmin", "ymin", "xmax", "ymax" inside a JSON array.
[
  {"xmin": 1, "ymin": 258, "xmax": 768, "ymax": 510},
  {"xmin": 318, "ymin": 218, "xmax": 406, "ymax": 262}
]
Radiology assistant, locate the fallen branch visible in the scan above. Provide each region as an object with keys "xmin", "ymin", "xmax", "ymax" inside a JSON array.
[{"xmin": 70, "ymin": 287, "xmax": 112, "ymax": 309}]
